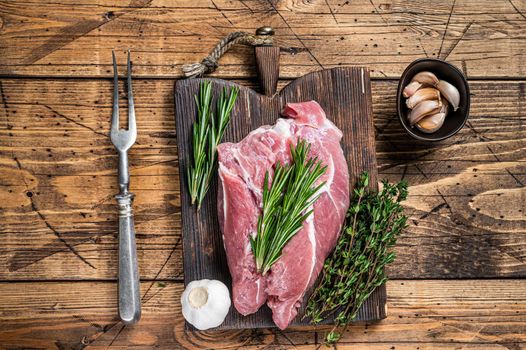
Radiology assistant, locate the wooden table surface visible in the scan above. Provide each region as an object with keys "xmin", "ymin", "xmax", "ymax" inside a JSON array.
[{"xmin": 0, "ymin": 0, "xmax": 525, "ymax": 349}]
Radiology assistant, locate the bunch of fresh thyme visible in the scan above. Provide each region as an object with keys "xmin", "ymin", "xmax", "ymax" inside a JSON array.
[
  {"xmin": 251, "ymin": 140, "xmax": 327, "ymax": 275},
  {"xmin": 187, "ymin": 81, "xmax": 239, "ymax": 209},
  {"xmin": 304, "ymin": 172, "xmax": 408, "ymax": 345}
]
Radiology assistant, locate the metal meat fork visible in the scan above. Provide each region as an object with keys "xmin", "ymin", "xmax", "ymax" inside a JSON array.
[{"xmin": 111, "ymin": 50, "xmax": 141, "ymax": 325}]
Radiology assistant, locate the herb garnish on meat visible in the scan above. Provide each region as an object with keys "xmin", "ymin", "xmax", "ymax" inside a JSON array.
[{"xmin": 250, "ymin": 139, "xmax": 327, "ymax": 275}]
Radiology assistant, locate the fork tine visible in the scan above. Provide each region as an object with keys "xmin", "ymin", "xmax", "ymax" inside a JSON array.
[
  {"xmin": 127, "ymin": 50, "xmax": 136, "ymax": 134},
  {"xmin": 111, "ymin": 50, "xmax": 119, "ymax": 132}
]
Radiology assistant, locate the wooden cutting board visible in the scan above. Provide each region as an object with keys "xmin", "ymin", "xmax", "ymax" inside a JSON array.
[{"xmin": 174, "ymin": 47, "xmax": 383, "ymax": 329}]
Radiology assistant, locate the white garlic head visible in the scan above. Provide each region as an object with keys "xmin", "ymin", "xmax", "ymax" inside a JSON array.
[{"xmin": 181, "ymin": 279, "xmax": 231, "ymax": 330}]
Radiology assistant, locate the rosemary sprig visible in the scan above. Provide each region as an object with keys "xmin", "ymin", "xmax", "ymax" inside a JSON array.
[
  {"xmin": 250, "ymin": 140, "xmax": 327, "ymax": 275},
  {"xmin": 304, "ymin": 172, "xmax": 408, "ymax": 345},
  {"xmin": 187, "ymin": 81, "xmax": 239, "ymax": 209}
]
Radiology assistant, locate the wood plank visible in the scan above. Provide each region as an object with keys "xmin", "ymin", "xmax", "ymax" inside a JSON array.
[
  {"xmin": 175, "ymin": 66, "xmax": 381, "ymax": 328},
  {"xmin": 0, "ymin": 78, "xmax": 184, "ymax": 280},
  {"xmin": 0, "ymin": 78, "xmax": 524, "ymax": 281},
  {"xmin": 0, "ymin": 280, "xmax": 525, "ymax": 349},
  {"xmin": 1, "ymin": 0, "xmax": 526, "ymax": 78}
]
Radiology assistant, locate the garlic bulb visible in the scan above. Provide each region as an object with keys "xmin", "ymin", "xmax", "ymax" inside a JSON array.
[{"xmin": 181, "ymin": 279, "xmax": 231, "ymax": 330}]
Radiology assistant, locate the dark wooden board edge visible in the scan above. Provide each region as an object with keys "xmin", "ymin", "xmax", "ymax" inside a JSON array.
[{"xmin": 174, "ymin": 67, "xmax": 384, "ymax": 330}]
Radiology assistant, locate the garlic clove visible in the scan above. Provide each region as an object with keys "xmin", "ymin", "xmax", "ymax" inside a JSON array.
[
  {"xmin": 416, "ymin": 112, "xmax": 446, "ymax": 133},
  {"xmin": 406, "ymin": 87, "xmax": 441, "ymax": 109},
  {"xmin": 436, "ymin": 80, "xmax": 460, "ymax": 111},
  {"xmin": 402, "ymin": 81, "xmax": 423, "ymax": 98},
  {"xmin": 441, "ymin": 101, "xmax": 449, "ymax": 115},
  {"xmin": 181, "ymin": 279, "xmax": 231, "ymax": 330},
  {"xmin": 411, "ymin": 71, "xmax": 439, "ymax": 86},
  {"xmin": 408, "ymin": 99, "xmax": 442, "ymax": 126}
]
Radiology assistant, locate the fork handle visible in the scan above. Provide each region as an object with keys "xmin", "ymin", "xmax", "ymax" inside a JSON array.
[
  {"xmin": 118, "ymin": 151, "xmax": 130, "ymax": 192},
  {"xmin": 116, "ymin": 193, "xmax": 141, "ymax": 324}
]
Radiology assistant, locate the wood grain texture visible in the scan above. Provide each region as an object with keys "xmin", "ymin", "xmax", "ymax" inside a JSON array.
[
  {"xmin": 1, "ymin": 0, "xmax": 525, "ymax": 347},
  {"xmin": 0, "ymin": 280, "xmax": 525, "ymax": 349},
  {"xmin": 87, "ymin": 345, "xmax": 526, "ymax": 350},
  {"xmin": 175, "ymin": 66, "xmax": 381, "ymax": 328},
  {"xmin": 0, "ymin": 78, "xmax": 524, "ymax": 281},
  {"xmin": 255, "ymin": 46, "xmax": 280, "ymax": 96},
  {"xmin": 0, "ymin": 78, "xmax": 183, "ymax": 281},
  {"xmin": 1, "ymin": 0, "xmax": 526, "ymax": 78}
]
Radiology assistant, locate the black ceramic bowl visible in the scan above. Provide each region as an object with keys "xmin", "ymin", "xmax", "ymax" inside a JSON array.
[{"xmin": 397, "ymin": 58, "xmax": 470, "ymax": 141}]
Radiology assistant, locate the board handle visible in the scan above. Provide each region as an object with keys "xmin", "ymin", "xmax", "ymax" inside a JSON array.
[{"xmin": 254, "ymin": 27, "xmax": 280, "ymax": 96}]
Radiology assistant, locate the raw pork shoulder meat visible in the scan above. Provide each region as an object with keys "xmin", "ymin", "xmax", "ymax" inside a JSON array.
[{"xmin": 217, "ymin": 101, "xmax": 349, "ymax": 329}]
